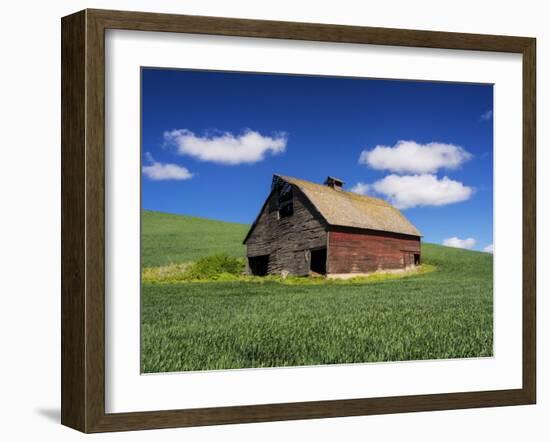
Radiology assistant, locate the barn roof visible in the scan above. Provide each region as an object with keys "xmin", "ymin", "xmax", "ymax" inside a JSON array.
[{"xmin": 275, "ymin": 174, "xmax": 421, "ymax": 237}]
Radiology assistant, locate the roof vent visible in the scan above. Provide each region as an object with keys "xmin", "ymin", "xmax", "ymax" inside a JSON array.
[{"xmin": 324, "ymin": 176, "xmax": 344, "ymax": 190}]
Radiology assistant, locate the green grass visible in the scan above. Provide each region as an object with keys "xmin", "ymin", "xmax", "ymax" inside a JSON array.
[
  {"xmin": 142, "ymin": 210, "xmax": 249, "ymax": 267},
  {"xmin": 141, "ymin": 211, "xmax": 493, "ymax": 373}
]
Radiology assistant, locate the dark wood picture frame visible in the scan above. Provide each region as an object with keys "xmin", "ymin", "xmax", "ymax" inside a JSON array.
[{"xmin": 61, "ymin": 9, "xmax": 536, "ymax": 433}]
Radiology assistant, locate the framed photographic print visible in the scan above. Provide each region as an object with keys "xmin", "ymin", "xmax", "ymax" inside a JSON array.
[{"xmin": 61, "ymin": 9, "xmax": 536, "ymax": 433}]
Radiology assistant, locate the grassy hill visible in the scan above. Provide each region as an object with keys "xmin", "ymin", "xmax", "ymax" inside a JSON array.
[
  {"xmin": 142, "ymin": 210, "xmax": 249, "ymax": 267},
  {"xmin": 141, "ymin": 210, "xmax": 493, "ymax": 373}
]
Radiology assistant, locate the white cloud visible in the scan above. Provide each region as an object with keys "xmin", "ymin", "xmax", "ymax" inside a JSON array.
[
  {"xmin": 480, "ymin": 110, "xmax": 493, "ymax": 121},
  {"xmin": 164, "ymin": 129, "xmax": 287, "ymax": 165},
  {"xmin": 370, "ymin": 174, "xmax": 473, "ymax": 209},
  {"xmin": 359, "ymin": 140, "xmax": 472, "ymax": 174},
  {"xmin": 349, "ymin": 182, "xmax": 370, "ymax": 195},
  {"xmin": 142, "ymin": 153, "xmax": 193, "ymax": 181},
  {"xmin": 443, "ymin": 237, "xmax": 477, "ymax": 250},
  {"xmin": 483, "ymin": 244, "xmax": 494, "ymax": 253}
]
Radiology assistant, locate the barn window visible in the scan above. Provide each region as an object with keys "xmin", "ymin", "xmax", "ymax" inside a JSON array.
[
  {"xmin": 248, "ymin": 255, "xmax": 270, "ymax": 276},
  {"xmin": 278, "ymin": 182, "xmax": 294, "ymax": 218}
]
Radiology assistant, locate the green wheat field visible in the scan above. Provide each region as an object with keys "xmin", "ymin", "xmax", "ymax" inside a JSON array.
[{"xmin": 141, "ymin": 210, "xmax": 493, "ymax": 373}]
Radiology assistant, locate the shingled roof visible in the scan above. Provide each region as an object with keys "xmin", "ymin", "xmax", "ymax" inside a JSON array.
[{"xmin": 274, "ymin": 174, "xmax": 421, "ymax": 237}]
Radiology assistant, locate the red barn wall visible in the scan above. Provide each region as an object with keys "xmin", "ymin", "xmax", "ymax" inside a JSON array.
[{"xmin": 327, "ymin": 229, "xmax": 421, "ymax": 274}]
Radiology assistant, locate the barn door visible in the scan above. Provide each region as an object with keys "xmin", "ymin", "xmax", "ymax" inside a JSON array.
[
  {"xmin": 310, "ymin": 248, "xmax": 327, "ymax": 275},
  {"xmin": 248, "ymin": 255, "xmax": 270, "ymax": 276}
]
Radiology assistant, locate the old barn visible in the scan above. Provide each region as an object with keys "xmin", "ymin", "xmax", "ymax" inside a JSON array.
[{"xmin": 243, "ymin": 174, "xmax": 421, "ymax": 277}]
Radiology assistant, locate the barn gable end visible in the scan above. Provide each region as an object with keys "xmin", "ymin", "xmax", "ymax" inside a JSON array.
[{"xmin": 245, "ymin": 184, "xmax": 328, "ymax": 276}]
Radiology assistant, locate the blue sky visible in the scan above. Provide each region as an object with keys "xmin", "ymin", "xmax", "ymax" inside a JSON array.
[{"xmin": 141, "ymin": 68, "xmax": 493, "ymax": 252}]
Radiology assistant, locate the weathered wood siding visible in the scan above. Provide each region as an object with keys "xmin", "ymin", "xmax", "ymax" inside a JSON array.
[
  {"xmin": 246, "ymin": 188, "xmax": 327, "ymax": 276},
  {"xmin": 328, "ymin": 228, "xmax": 421, "ymax": 274}
]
